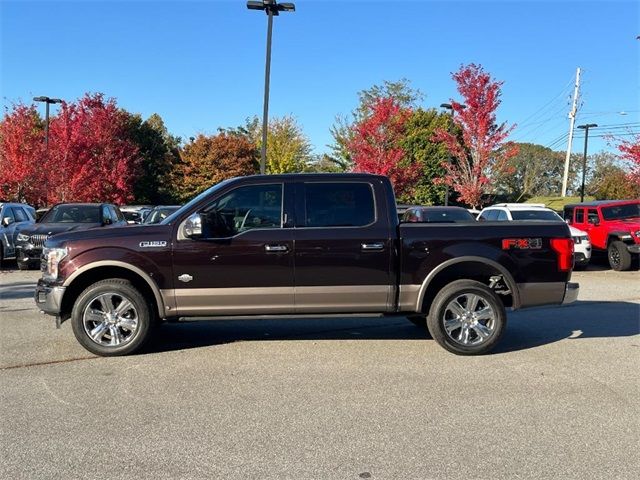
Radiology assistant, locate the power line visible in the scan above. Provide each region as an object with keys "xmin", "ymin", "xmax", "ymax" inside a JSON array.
[{"xmin": 515, "ymin": 76, "xmax": 574, "ymax": 129}]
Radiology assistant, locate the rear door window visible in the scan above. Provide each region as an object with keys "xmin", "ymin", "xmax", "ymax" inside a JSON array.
[
  {"xmin": 481, "ymin": 210, "xmax": 499, "ymax": 221},
  {"xmin": 303, "ymin": 182, "xmax": 375, "ymax": 227},
  {"xmin": 587, "ymin": 209, "xmax": 599, "ymax": 224},
  {"xmin": 575, "ymin": 209, "xmax": 584, "ymax": 223}
]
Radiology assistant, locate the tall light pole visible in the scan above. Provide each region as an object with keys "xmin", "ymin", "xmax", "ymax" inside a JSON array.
[
  {"xmin": 440, "ymin": 103, "xmax": 466, "ymax": 206},
  {"xmin": 577, "ymin": 123, "xmax": 597, "ymax": 202},
  {"xmin": 247, "ymin": 0, "xmax": 295, "ymax": 174},
  {"xmin": 33, "ymin": 96, "xmax": 63, "ymax": 151}
]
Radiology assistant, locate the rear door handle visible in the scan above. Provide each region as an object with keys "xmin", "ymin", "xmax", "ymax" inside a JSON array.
[
  {"xmin": 265, "ymin": 244, "xmax": 289, "ymax": 253},
  {"xmin": 361, "ymin": 242, "xmax": 384, "ymax": 251}
]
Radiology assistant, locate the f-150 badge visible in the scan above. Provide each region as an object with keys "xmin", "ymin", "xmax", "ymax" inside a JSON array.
[{"xmin": 139, "ymin": 241, "xmax": 167, "ymax": 248}]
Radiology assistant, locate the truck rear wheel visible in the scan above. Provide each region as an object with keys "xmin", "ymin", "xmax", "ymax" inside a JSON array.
[
  {"xmin": 608, "ymin": 241, "xmax": 632, "ymax": 271},
  {"xmin": 427, "ymin": 279, "xmax": 506, "ymax": 355},
  {"xmin": 71, "ymin": 279, "xmax": 152, "ymax": 356}
]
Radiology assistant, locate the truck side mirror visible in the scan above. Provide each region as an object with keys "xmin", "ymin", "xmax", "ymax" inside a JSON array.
[
  {"xmin": 2, "ymin": 217, "xmax": 13, "ymax": 227},
  {"xmin": 183, "ymin": 213, "xmax": 203, "ymax": 238}
]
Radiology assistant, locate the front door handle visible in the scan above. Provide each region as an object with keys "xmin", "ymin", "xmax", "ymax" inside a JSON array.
[
  {"xmin": 361, "ymin": 242, "xmax": 384, "ymax": 251},
  {"xmin": 265, "ymin": 244, "xmax": 289, "ymax": 253}
]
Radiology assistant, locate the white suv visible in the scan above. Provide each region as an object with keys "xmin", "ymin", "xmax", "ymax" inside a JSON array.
[{"xmin": 478, "ymin": 203, "xmax": 591, "ymax": 267}]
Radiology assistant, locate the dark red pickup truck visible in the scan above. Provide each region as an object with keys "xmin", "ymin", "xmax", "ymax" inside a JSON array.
[{"xmin": 36, "ymin": 174, "xmax": 578, "ymax": 356}]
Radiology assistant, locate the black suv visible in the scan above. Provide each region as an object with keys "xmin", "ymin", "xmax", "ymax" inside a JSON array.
[{"xmin": 15, "ymin": 203, "xmax": 127, "ymax": 270}]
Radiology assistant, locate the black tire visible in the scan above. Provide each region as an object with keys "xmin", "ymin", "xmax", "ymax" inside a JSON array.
[
  {"xmin": 608, "ymin": 241, "xmax": 632, "ymax": 271},
  {"xmin": 426, "ymin": 279, "xmax": 507, "ymax": 356},
  {"xmin": 407, "ymin": 314, "xmax": 427, "ymax": 327},
  {"xmin": 71, "ymin": 279, "xmax": 152, "ymax": 356},
  {"xmin": 0, "ymin": 244, "xmax": 3, "ymax": 268}
]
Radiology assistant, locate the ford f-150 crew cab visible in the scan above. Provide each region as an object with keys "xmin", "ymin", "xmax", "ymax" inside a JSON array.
[{"xmin": 35, "ymin": 174, "xmax": 579, "ymax": 356}]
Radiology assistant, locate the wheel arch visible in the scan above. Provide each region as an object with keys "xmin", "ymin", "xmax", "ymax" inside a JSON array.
[
  {"xmin": 416, "ymin": 256, "xmax": 519, "ymax": 313},
  {"xmin": 60, "ymin": 261, "xmax": 166, "ymax": 323}
]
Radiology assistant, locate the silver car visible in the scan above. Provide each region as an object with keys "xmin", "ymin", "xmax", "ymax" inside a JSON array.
[{"xmin": 0, "ymin": 202, "xmax": 36, "ymax": 266}]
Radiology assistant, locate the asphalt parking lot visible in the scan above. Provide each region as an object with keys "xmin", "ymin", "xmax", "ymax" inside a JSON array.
[{"xmin": 1, "ymin": 261, "xmax": 638, "ymax": 480}]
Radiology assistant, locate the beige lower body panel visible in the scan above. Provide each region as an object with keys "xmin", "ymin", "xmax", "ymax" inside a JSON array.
[
  {"xmin": 294, "ymin": 285, "xmax": 391, "ymax": 313},
  {"xmin": 170, "ymin": 287, "xmax": 294, "ymax": 316},
  {"xmin": 166, "ymin": 285, "xmax": 392, "ymax": 317},
  {"xmin": 398, "ymin": 284, "xmax": 421, "ymax": 312}
]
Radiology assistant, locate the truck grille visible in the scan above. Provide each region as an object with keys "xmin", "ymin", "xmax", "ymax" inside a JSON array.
[{"xmin": 29, "ymin": 234, "xmax": 50, "ymax": 248}]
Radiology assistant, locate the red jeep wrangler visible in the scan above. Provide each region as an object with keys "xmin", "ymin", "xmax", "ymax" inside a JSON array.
[{"xmin": 564, "ymin": 200, "xmax": 640, "ymax": 271}]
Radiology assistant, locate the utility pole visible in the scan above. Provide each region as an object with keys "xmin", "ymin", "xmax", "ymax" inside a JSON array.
[
  {"xmin": 577, "ymin": 124, "xmax": 597, "ymax": 202},
  {"xmin": 561, "ymin": 67, "xmax": 581, "ymax": 197}
]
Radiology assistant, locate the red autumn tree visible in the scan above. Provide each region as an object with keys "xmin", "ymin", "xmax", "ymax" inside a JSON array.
[
  {"xmin": 0, "ymin": 104, "xmax": 46, "ymax": 204},
  {"xmin": 348, "ymin": 97, "xmax": 420, "ymax": 199},
  {"xmin": 433, "ymin": 64, "xmax": 518, "ymax": 208},
  {"xmin": 47, "ymin": 93, "xmax": 140, "ymax": 204},
  {"xmin": 614, "ymin": 133, "xmax": 640, "ymax": 187}
]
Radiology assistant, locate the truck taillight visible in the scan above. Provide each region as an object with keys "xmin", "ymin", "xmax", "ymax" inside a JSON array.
[{"xmin": 550, "ymin": 238, "xmax": 574, "ymax": 272}]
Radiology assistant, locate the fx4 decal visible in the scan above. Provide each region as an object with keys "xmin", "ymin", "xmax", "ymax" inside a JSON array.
[{"xmin": 502, "ymin": 238, "xmax": 543, "ymax": 250}]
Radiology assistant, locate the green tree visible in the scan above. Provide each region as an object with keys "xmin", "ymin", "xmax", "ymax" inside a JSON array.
[
  {"xmin": 127, "ymin": 113, "xmax": 181, "ymax": 204},
  {"xmin": 586, "ymin": 151, "xmax": 640, "ymax": 199},
  {"xmin": 495, "ymin": 143, "xmax": 566, "ymax": 201},
  {"xmin": 401, "ymin": 108, "xmax": 452, "ymax": 205},
  {"xmin": 330, "ymin": 79, "xmax": 422, "ymax": 169},
  {"xmin": 264, "ymin": 116, "xmax": 312, "ymax": 173},
  {"xmin": 174, "ymin": 133, "xmax": 258, "ymax": 202},
  {"xmin": 223, "ymin": 115, "xmax": 311, "ymax": 173}
]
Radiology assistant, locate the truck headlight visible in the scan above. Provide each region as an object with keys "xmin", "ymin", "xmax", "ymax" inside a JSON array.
[
  {"xmin": 17, "ymin": 233, "xmax": 30, "ymax": 242},
  {"xmin": 42, "ymin": 247, "xmax": 68, "ymax": 281}
]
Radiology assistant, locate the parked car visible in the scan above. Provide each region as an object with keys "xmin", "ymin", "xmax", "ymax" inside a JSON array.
[
  {"xmin": 35, "ymin": 173, "xmax": 578, "ymax": 357},
  {"xmin": 0, "ymin": 202, "xmax": 36, "ymax": 266},
  {"xmin": 563, "ymin": 200, "xmax": 640, "ymax": 271},
  {"xmin": 120, "ymin": 205, "xmax": 153, "ymax": 224},
  {"xmin": 143, "ymin": 205, "xmax": 181, "ymax": 225},
  {"xmin": 35, "ymin": 208, "xmax": 50, "ymax": 222},
  {"xmin": 396, "ymin": 203, "xmax": 420, "ymax": 221},
  {"xmin": 402, "ymin": 206, "xmax": 476, "ymax": 223},
  {"xmin": 15, "ymin": 203, "xmax": 127, "ymax": 270},
  {"xmin": 478, "ymin": 203, "xmax": 592, "ymax": 268}
]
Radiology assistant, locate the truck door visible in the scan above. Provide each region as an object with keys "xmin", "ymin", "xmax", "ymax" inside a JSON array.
[
  {"xmin": 171, "ymin": 181, "xmax": 295, "ymax": 316},
  {"xmin": 293, "ymin": 179, "xmax": 394, "ymax": 313}
]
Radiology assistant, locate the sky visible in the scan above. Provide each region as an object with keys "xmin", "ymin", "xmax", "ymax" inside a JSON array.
[{"xmin": 1, "ymin": 0, "xmax": 638, "ymax": 156}]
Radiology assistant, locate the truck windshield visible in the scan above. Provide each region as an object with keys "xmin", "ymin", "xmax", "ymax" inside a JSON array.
[
  {"xmin": 160, "ymin": 179, "xmax": 234, "ymax": 225},
  {"xmin": 41, "ymin": 205, "xmax": 101, "ymax": 223},
  {"xmin": 511, "ymin": 210, "xmax": 562, "ymax": 221},
  {"xmin": 601, "ymin": 203, "xmax": 640, "ymax": 220}
]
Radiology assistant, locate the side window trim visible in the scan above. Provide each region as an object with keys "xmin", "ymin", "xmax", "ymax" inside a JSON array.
[{"xmin": 297, "ymin": 181, "xmax": 378, "ymax": 229}]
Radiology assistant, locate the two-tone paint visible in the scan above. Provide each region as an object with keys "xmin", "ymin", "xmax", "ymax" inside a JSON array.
[{"xmin": 37, "ymin": 173, "xmax": 577, "ymax": 325}]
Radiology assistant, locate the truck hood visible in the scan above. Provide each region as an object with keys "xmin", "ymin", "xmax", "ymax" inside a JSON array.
[
  {"xmin": 45, "ymin": 224, "xmax": 171, "ymax": 248},
  {"xmin": 604, "ymin": 219, "xmax": 640, "ymax": 231},
  {"xmin": 17, "ymin": 222, "xmax": 102, "ymax": 238}
]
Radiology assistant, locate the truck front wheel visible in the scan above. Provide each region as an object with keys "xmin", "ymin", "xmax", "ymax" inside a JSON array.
[
  {"xmin": 71, "ymin": 279, "xmax": 152, "ymax": 356},
  {"xmin": 608, "ymin": 241, "xmax": 632, "ymax": 271},
  {"xmin": 427, "ymin": 280, "xmax": 506, "ymax": 355}
]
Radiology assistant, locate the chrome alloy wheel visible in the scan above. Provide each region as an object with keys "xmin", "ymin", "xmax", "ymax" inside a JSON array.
[
  {"xmin": 82, "ymin": 292, "xmax": 139, "ymax": 347},
  {"xmin": 442, "ymin": 293, "xmax": 496, "ymax": 346}
]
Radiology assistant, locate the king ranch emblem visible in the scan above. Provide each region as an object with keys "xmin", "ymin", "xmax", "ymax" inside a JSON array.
[{"xmin": 139, "ymin": 241, "xmax": 167, "ymax": 248}]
